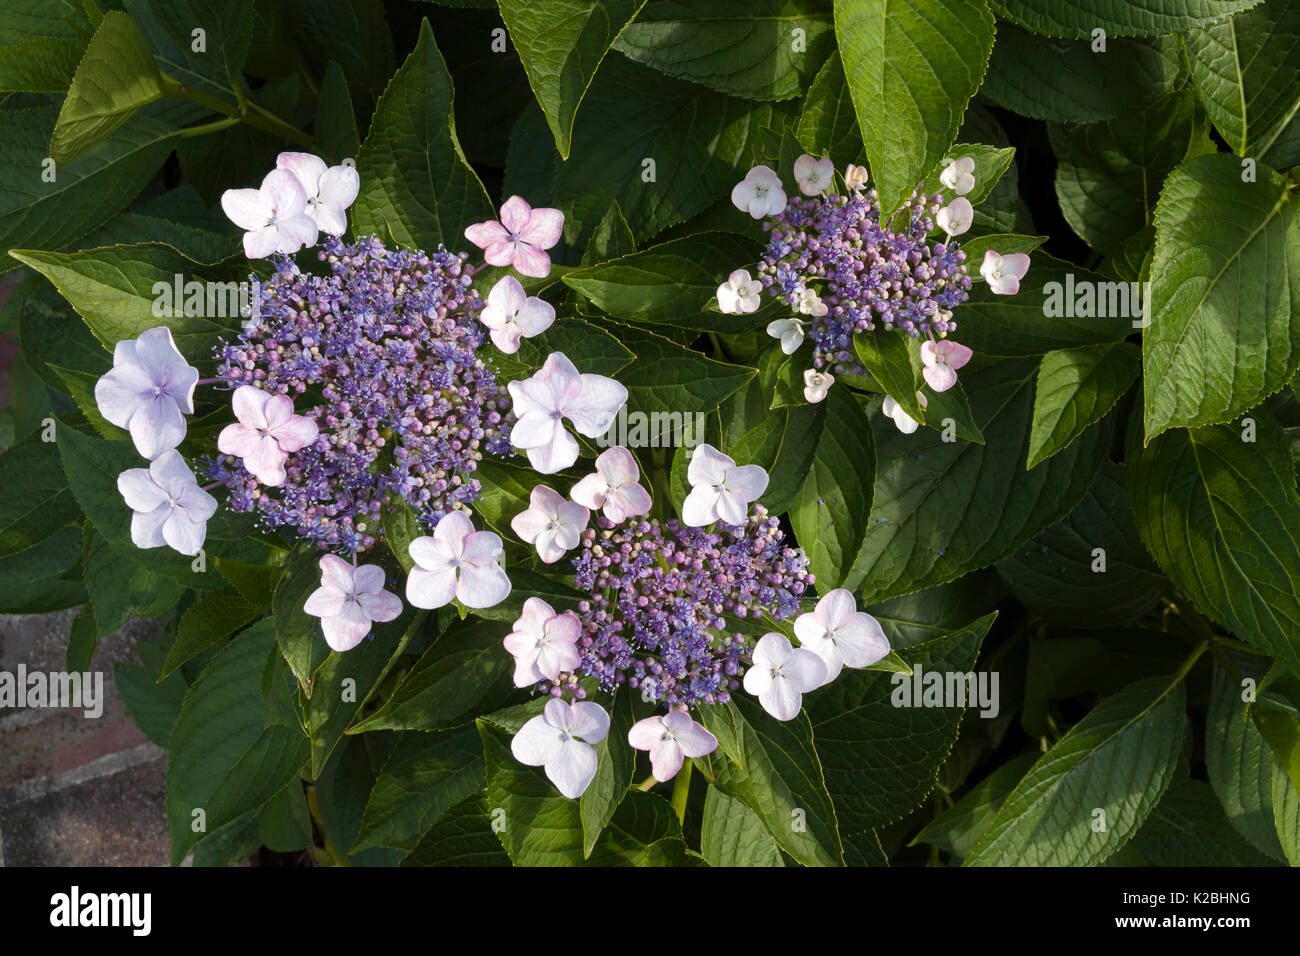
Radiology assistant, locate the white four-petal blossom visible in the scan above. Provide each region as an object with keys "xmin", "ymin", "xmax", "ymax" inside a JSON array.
[
  {"xmin": 116, "ymin": 450, "xmax": 217, "ymax": 556},
  {"xmin": 681, "ymin": 443, "xmax": 769, "ymax": 527},
  {"xmin": 766, "ymin": 316, "xmax": 806, "ymax": 355},
  {"xmin": 464, "ymin": 196, "xmax": 564, "ymax": 278},
  {"xmin": 479, "ymin": 275, "xmax": 555, "ymax": 353},
  {"xmin": 502, "ymin": 597, "xmax": 582, "ymax": 688},
  {"xmin": 94, "ymin": 327, "xmax": 198, "ymax": 460},
  {"xmin": 794, "ymin": 154, "xmax": 834, "ymax": 196},
  {"xmin": 979, "ymin": 250, "xmax": 1031, "ymax": 295},
  {"xmin": 275, "ymin": 152, "xmax": 360, "ymax": 236},
  {"xmin": 936, "ymin": 197, "xmax": 974, "ymax": 238},
  {"xmin": 569, "ymin": 446, "xmax": 652, "ymax": 524},
  {"xmin": 939, "ymin": 156, "xmax": 976, "ymax": 196},
  {"xmin": 510, "ymin": 485, "xmax": 589, "ymax": 563},
  {"xmin": 406, "ymin": 510, "xmax": 511, "ymax": 610},
  {"xmin": 730, "ymin": 165, "xmax": 787, "ymax": 219},
  {"xmin": 627, "ymin": 710, "xmax": 718, "ymax": 782},
  {"xmin": 803, "ymin": 368, "xmax": 834, "ymax": 404},
  {"xmin": 882, "ymin": 392, "xmax": 927, "ymax": 435},
  {"xmin": 221, "ymin": 168, "xmax": 320, "ymax": 258},
  {"xmin": 217, "ymin": 385, "xmax": 319, "ymax": 487},
  {"xmin": 742, "ymin": 632, "xmax": 826, "ymax": 721},
  {"xmin": 511, "ymin": 699, "xmax": 610, "ymax": 798},
  {"xmin": 716, "ymin": 269, "xmax": 762, "ymax": 314},
  {"xmin": 303, "ymin": 554, "xmax": 403, "ymax": 652},
  {"xmin": 793, "ymin": 589, "xmax": 890, "ymax": 685},
  {"xmin": 844, "ymin": 164, "xmax": 869, "ymax": 193},
  {"xmin": 508, "ymin": 352, "xmax": 628, "ymax": 474},
  {"xmin": 920, "ymin": 339, "xmax": 973, "ymax": 392}
]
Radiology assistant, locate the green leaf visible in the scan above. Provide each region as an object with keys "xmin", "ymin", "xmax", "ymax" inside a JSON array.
[
  {"xmin": 0, "ymin": 432, "xmax": 78, "ymax": 558},
  {"xmin": 959, "ymin": 233, "xmax": 1047, "ymax": 263},
  {"xmin": 1133, "ymin": 777, "xmax": 1277, "ymax": 866},
  {"xmin": 853, "ymin": 328, "xmax": 924, "ymax": 423},
  {"xmin": 1028, "ymin": 341, "xmax": 1140, "ymax": 469},
  {"xmin": 399, "ymin": 795, "xmax": 511, "ymax": 866},
  {"xmin": 282, "ymin": 0, "xmax": 395, "ymax": 116},
  {"xmin": 965, "ymin": 676, "xmax": 1187, "ymax": 866},
  {"xmin": 795, "ymin": 52, "xmax": 865, "ymax": 164},
  {"xmin": 579, "ymin": 687, "xmax": 637, "ymax": 857},
  {"xmin": 728, "ymin": 401, "xmax": 824, "ymax": 516},
  {"xmin": 1128, "ymin": 411, "xmax": 1300, "ymax": 676},
  {"xmin": 514, "ymin": 316, "xmax": 635, "ymax": 378},
  {"xmin": 114, "ymin": 639, "xmax": 189, "ymax": 749},
  {"xmin": 912, "ymin": 752, "xmax": 1037, "ymax": 859},
  {"xmin": 835, "ymin": 0, "xmax": 995, "ymax": 214},
  {"xmin": 162, "ymin": 586, "xmax": 263, "ymax": 679},
  {"xmin": 616, "ymin": 325, "xmax": 756, "ymax": 417},
  {"xmin": 351, "ymin": 19, "xmax": 493, "ymax": 251},
  {"xmin": 259, "ymin": 782, "xmax": 312, "ymax": 853},
  {"xmin": 315, "ymin": 61, "xmax": 359, "ymax": 165},
  {"xmin": 865, "ymin": 570, "xmax": 1006, "ymax": 649},
  {"xmin": 587, "ymin": 790, "xmax": 701, "ymax": 866},
  {"xmin": 922, "ymin": 143, "xmax": 1016, "ymax": 208},
  {"xmin": 498, "ymin": 0, "xmax": 644, "ymax": 159},
  {"xmin": 0, "ymin": 36, "xmax": 82, "ymax": 93},
  {"xmin": 613, "ymin": 0, "xmax": 834, "ymax": 101},
  {"xmin": 272, "ymin": 544, "xmax": 332, "ymax": 691},
  {"xmin": 700, "ymin": 785, "xmax": 784, "ymax": 866},
  {"xmin": 1144, "ymin": 153, "xmax": 1300, "ymax": 438},
  {"xmin": 470, "ymin": 457, "xmax": 546, "ymax": 538},
  {"xmin": 992, "ymin": 0, "xmax": 1263, "ymax": 38},
  {"xmin": 580, "ymin": 201, "xmax": 638, "ymax": 264}
]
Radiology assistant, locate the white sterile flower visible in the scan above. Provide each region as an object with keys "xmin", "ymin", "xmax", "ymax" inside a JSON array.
[
  {"xmin": 793, "ymin": 588, "xmax": 890, "ymax": 685},
  {"xmin": 508, "ymin": 352, "xmax": 628, "ymax": 474},
  {"xmin": 766, "ymin": 317, "xmax": 806, "ymax": 355},
  {"xmin": 510, "ymin": 485, "xmax": 589, "ymax": 563},
  {"xmin": 503, "ymin": 597, "xmax": 581, "ymax": 687},
  {"xmin": 794, "ymin": 154, "xmax": 834, "ymax": 196},
  {"xmin": 569, "ymin": 446, "xmax": 652, "ymax": 524},
  {"xmin": 717, "ymin": 269, "xmax": 762, "ymax": 314},
  {"xmin": 742, "ymin": 632, "xmax": 826, "ymax": 721},
  {"xmin": 302, "ymin": 554, "xmax": 402, "ymax": 653},
  {"xmin": 936, "ymin": 197, "xmax": 973, "ymax": 238},
  {"xmin": 116, "ymin": 450, "xmax": 217, "ymax": 556},
  {"xmin": 275, "ymin": 152, "xmax": 360, "ymax": 236},
  {"xmin": 939, "ymin": 156, "xmax": 976, "ymax": 196},
  {"xmin": 920, "ymin": 339, "xmax": 973, "ymax": 392},
  {"xmin": 979, "ymin": 250, "xmax": 1032, "ymax": 295},
  {"xmin": 730, "ymin": 165, "xmax": 787, "ymax": 219},
  {"xmin": 94, "ymin": 327, "xmax": 198, "ymax": 460},
  {"xmin": 882, "ymin": 392, "xmax": 927, "ymax": 434},
  {"xmin": 681, "ymin": 443, "xmax": 769, "ymax": 527},
  {"xmin": 628, "ymin": 710, "xmax": 718, "ymax": 782},
  {"xmin": 803, "ymin": 368, "xmax": 834, "ymax": 404},
  {"xmin": 844, "ymin": 163, "xmax": 869, "ymax": 192},
  {"xmin": 796, "ymin": 287, "xmax": 828, "ymax": 317},
  {"xmin": 511, "ymin": 699, "xmax": 610, "ymax": 798},
  {"xmin": 479, "ymin": 275, "xmax": 555, "ymax": 353},
  {"xmin": 221, "ymin": 168, "xmax": 319, "ymax": 258},
  {"xmin": 406, "ymin": 510, "xmax": 511, "ymax": 610}
]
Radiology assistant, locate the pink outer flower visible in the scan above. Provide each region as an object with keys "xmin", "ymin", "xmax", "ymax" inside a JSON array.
[
  {"xmin": 510, "ymin": 485, "xmax": 589, "ymax": 563},
  {"xmin": 731, "ymin": 165, "xmax": 787, "ymax": 218},
  {"xmin": 502, "ymin": 597, "xmax": 581, "ymax": 687},
  {"xmin": 742, "ymin": 633, "xmax": 826, "ymax": 721},
  {"xmin": 844, "ymin": 164, "xmax": 868, "ymax": 192},
  {"xmin": 303, "ymin": 554, "xmax": 403, "ymax": 652},
  {"xmin": 935, "ymin": 197, "xmax": 973, "ymax": 238},
  {"xmin": 507, "ymin": 352, "xmax": 628, "ymax": 474},
  {"xmin": 511, "ymin": 699, "xmax": 610, "ymax": 799},
  {"xmin": 116, "ymin": 450, "xmax": 217, "ymax": 556},
  {"xmin": 275, "ymin": 152, "xmax": 360, "ymax": 236},
  {"xmin": 882, "ymin": 392, "xmax": 927, "ymax": 435},
  {"xmin": 94, "ymin": 327, "xmax": 198, "ymax": 460},
  {"xmin": 793, "ymin": 588, "xmax": 890, "ymax": 685},
  {"xmin": 569, "ymin": 446, "xmax": 652, "ymax": 524},
  {"xmin": 920, "ymin": 339, "xmax": 973, "ymax": 392},
  {"xmin": 980, "ymin": 250, "xmax": 1031, "ymax": 295},
  {"xmin": 217, "ymin": 385, "xmax": 319, "ymax": 487},
  {"xmin": 628, "ymin": 710, "xmax": 718, "ymax": 782},
  {"xmin": 221, "ymin": 168, "xmax": 320, "ymax": 259},
  {"xmin": 464, "ymin": 195, "xmax": 564, "ymax": 278},
  {"xmin": 479, "ymin": 275, "xmax": 555, "ymax": 353},
  {"xmin": 939, "ymin": 156, "xmax": 976, "ymax": 195},
  {"xmin": 405, "ymin": 510, "xmax": 511, "ymax": 610},
  {"xmin": 681, "ymin": 443, "xmax": 769, "ymax": 527},
  {"xmin": 794, "ymin": 154, "xmax": 834, "ymax": 196}
]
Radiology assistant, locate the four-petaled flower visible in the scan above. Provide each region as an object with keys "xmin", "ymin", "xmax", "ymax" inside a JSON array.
[
  {"xmin": 844, "ymin": 163, "xmax": 868, "ymax": 192},
  {"xmin": 803, "ymin": 368, "xmax": 834, "ymax": 403},
  {"xmin": 794, "ymin": 588, "xmax": 890, "ymax": 685},
  {"xmin": 939, "ymin": 156, "xmax": 976, "ymax": 196},
  {"xmin": 217, "ymin": 385, "xmax": 319, "ymax": 487},
  {"xmin": 502, "ymin": 597, "xmax": 581, "ymax": 687},
  {"xmin": 94, "ymin": 327, "xmax": 198, "ymax": 460},
  {"xmin": 794, "ymin": 154, "xmax": 834, "ymax": 196},
  {"xmin": 508, "ymin": 352, "xmax": 628, "ymax": 474},
  {"xmin": 682, "ymin": 443, "xmax": 769, "ymax": 527},
  {"xmin": 796, "ymin": 287, "xmax": 827, "ymax": 317},
  {"xmin": 979, "ymin": 250, "xmax": 1031, "ymax": 295},
  {"xmin": 628, "ymin": 710, "xmax": 718, "ymax": 782},
  {"xmin": 766, "ymin": 316, "xmax": 806, "ymax": 354},
  {"xmin": 569, "ymin": 446, "xmax": 652, "ymax": 524},
  {"xmin": 479, "ymin": 275, "xmax": 555, "ymax": 353},
  {"xmin": 303, "ymin": 554, "xmax": 403, "ymax": 652},
  {"xmin": 275, "ymin": 152, "xmax": 360, "ymax": 236},
  {"xmin": 717, "ymin": 269, "xmax": 762, "ymax": 314},
  {"xmin": 511, "ymin": 699, "xmax": 610, "ymax": 798},
  {"xmin": 742, "ymin": 632, "xmax": 826, "ymax": 721},
  {"xmin": 221, "ymin": 168, "xmax": 320, "ymax": 259},
  {"xmin": 464, "ymin": 195, "xmax": 564, "ymax": 278},
  {"xmin": 936, "ymin": 197, "xmax": 973, "ymax": 238},
  {"xmin": 882, "ymin": 392, "xmax": 927, "ymax": 434},
  {"xmin": 731, "ymin": 166, "xmax": 787, "ymax": 219},
  {"xmin": 406, "ymin": 510, "xmax": 511, "ymax": 609},
  {"xmin": 511, "ymin": 485, "xmax": 589, "ymax": 563},
  {"xmin": 920, "ymin": 339, "xmax": 973, "ymax": 392},
  {"xmin": 116, "ymin": 450, "xmax": 217, "ymax": 556}
]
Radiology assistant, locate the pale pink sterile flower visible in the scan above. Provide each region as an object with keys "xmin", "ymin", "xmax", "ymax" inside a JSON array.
[
  {"xmin": 766, "ymin": 317, "xmax": 805, "ymax": 354},
  {"xmin": 116, "ymin": 450, "xmax": 217, "ymax": 556},
  {"xmin": 94, "ymin": 327, "xmax": 198, "ymax": 460},
  {"xmin": 731, "ymin": 165, "xmax": 787, "ymax": 219},
  {"xmin": 217, "ymin": 385, "xmax": 319, "ymax": 487},
  {"xmin": 511, "ymin": 485, "xmax": 589, "ymax": 563},
  {"xmin": 464, "ymin": 195, "xmax": 564, "ymax": 278},
  {"xmin": 980, "ymin": 250, "xmax": 1031, "ymax": 295},
  {"xmin": 511, "ymin": 699, "xmax": 610, "ymax": 798},
  {"xmin": 803, "ymin": 368, "xmax": 834, "ymax": 404},
  {"xmin": 796, "ymin": 287, "xmax": 827, "ymax": 317},
  {"xmin": 221, "ymin": 168, "xmax": 319, "ymax": 258},
  {"xmin": 936, "ymin": 197, "xmax": 973, "ymax": 238},
  {"xmin": 793, "ymin": 588, "xmax": 890, "ymax": 686},
  {"xmin": 303, "ymin": 554, "xmax": 403, "ymax": 652},
  {"xmin": 882, "ymin": 392, "xmax": 927, "ymax": 435},
  {"xmin": 502, "ymin": 597, "xmax": 581, "ymax": 687},
  {"xmin": 508, "ymin": 352, "xmax": 628, "ymax": 474},
  {"xmin": 569, "ymin": 446, "xmax": 652, "ymax": 524},
  {"xmin": 844, "ymin": 163, "xmax": 869, "ymax": 192},
  {"xmin": 681, "ymin": 443, "xmax": 769, "ymax": 527},
  {"xmin": 479, "ymin": 275, "xmax": 555, "ymax": 353},
  {"xmin": 742, "ymin": 632, "xmax": 826, "ymax": 721},
  {"xmin": 939, "ymin": 156, "xmax": 976, "ymax": 196},
  {"xmin": 275, "ymin": 152, "xmax": 360, "ymax": 236},
  {"xmin": 716, "ymin": 269, "xmax": 762, "ymax": 314},
  {"xmin": 794, "ymin": 154, "xmax": 834, "ymax": 195},
  {"xmin": 406, "ymin": 510, "xmax": 511, "ymax": 610},
  {"xmin": 920, "ymin": 339, "xmax": 973, "ymax": 392},
  {"xmin": 628, "ymin": 710, "xmax": 718, "ymax": 782}
]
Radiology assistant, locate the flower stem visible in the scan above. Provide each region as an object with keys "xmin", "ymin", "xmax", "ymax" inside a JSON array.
[
  {"xmin": 160, "ymin": 75, "xmax": 313, "ymax": 147},
  {"xmin": 670, "ymin": 758, "xmax": 693, "ymax": 823}
]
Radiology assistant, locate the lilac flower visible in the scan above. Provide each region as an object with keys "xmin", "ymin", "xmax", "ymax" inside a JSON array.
[
  {"xmin": 221, "ymin": 168, "xmax": 319, "ymax": 258},
  {"xmin": 511, "ymin": 699, "xmax": 609, "ymax": 798},
  {"xmin": 628, "ymin": 710, "xmax": 718, "ymax": 782},
  {"xmin": 682, "ymin": 444, "xmax": 769, "ymax": 527},
  {"xmin": 569, "ymin": 446, "xmax": 652, "ymax": 524},
  {"xmin": 464, "ymin": 196, "xmax": 564, "ymax": 278},
  {"xmin": 742, "ymin": 632, "xmax": 826, "ymax": 721},
  {"xmin": 793, "ymin": 588, "xmax": 889, "ymax": 685},
  {"xmin": 510, "ymin": 485, "xmax": 589, "ymax": 563},
  {"xmin": 275, "ymin": 152, "xmax": 360, "ymax": 236},
  {"xmin": 116, "ymin": 450, "xmax": 217, "ymax": 555},
  {"xmin": 406, "ymin": 510, "xmax": 511, "ymax": 610},
  {"xmin": 920, "ymin": 339, "xmax": 972, "ymax": 392},
  {"xmin": 217, "ymin": 385, "xmax": 319, "ymax": 487},
  {"xmin": 503, "ymin": 597, "xmax": 581, "ymax": 687},
  {"xmin": 94, "ymin": 327, "xmax": 198, "ymax": 460},
  {"xmin": 508, "ymin": 352, "xmax": 627, "ymax": 474},
  {"xmin": 479, "ymin": 275, "xmax": 555, "ymax": 353},
  {"xmin": 303, "ymin": 554, "xmax": 403, "ymax": 652}
]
